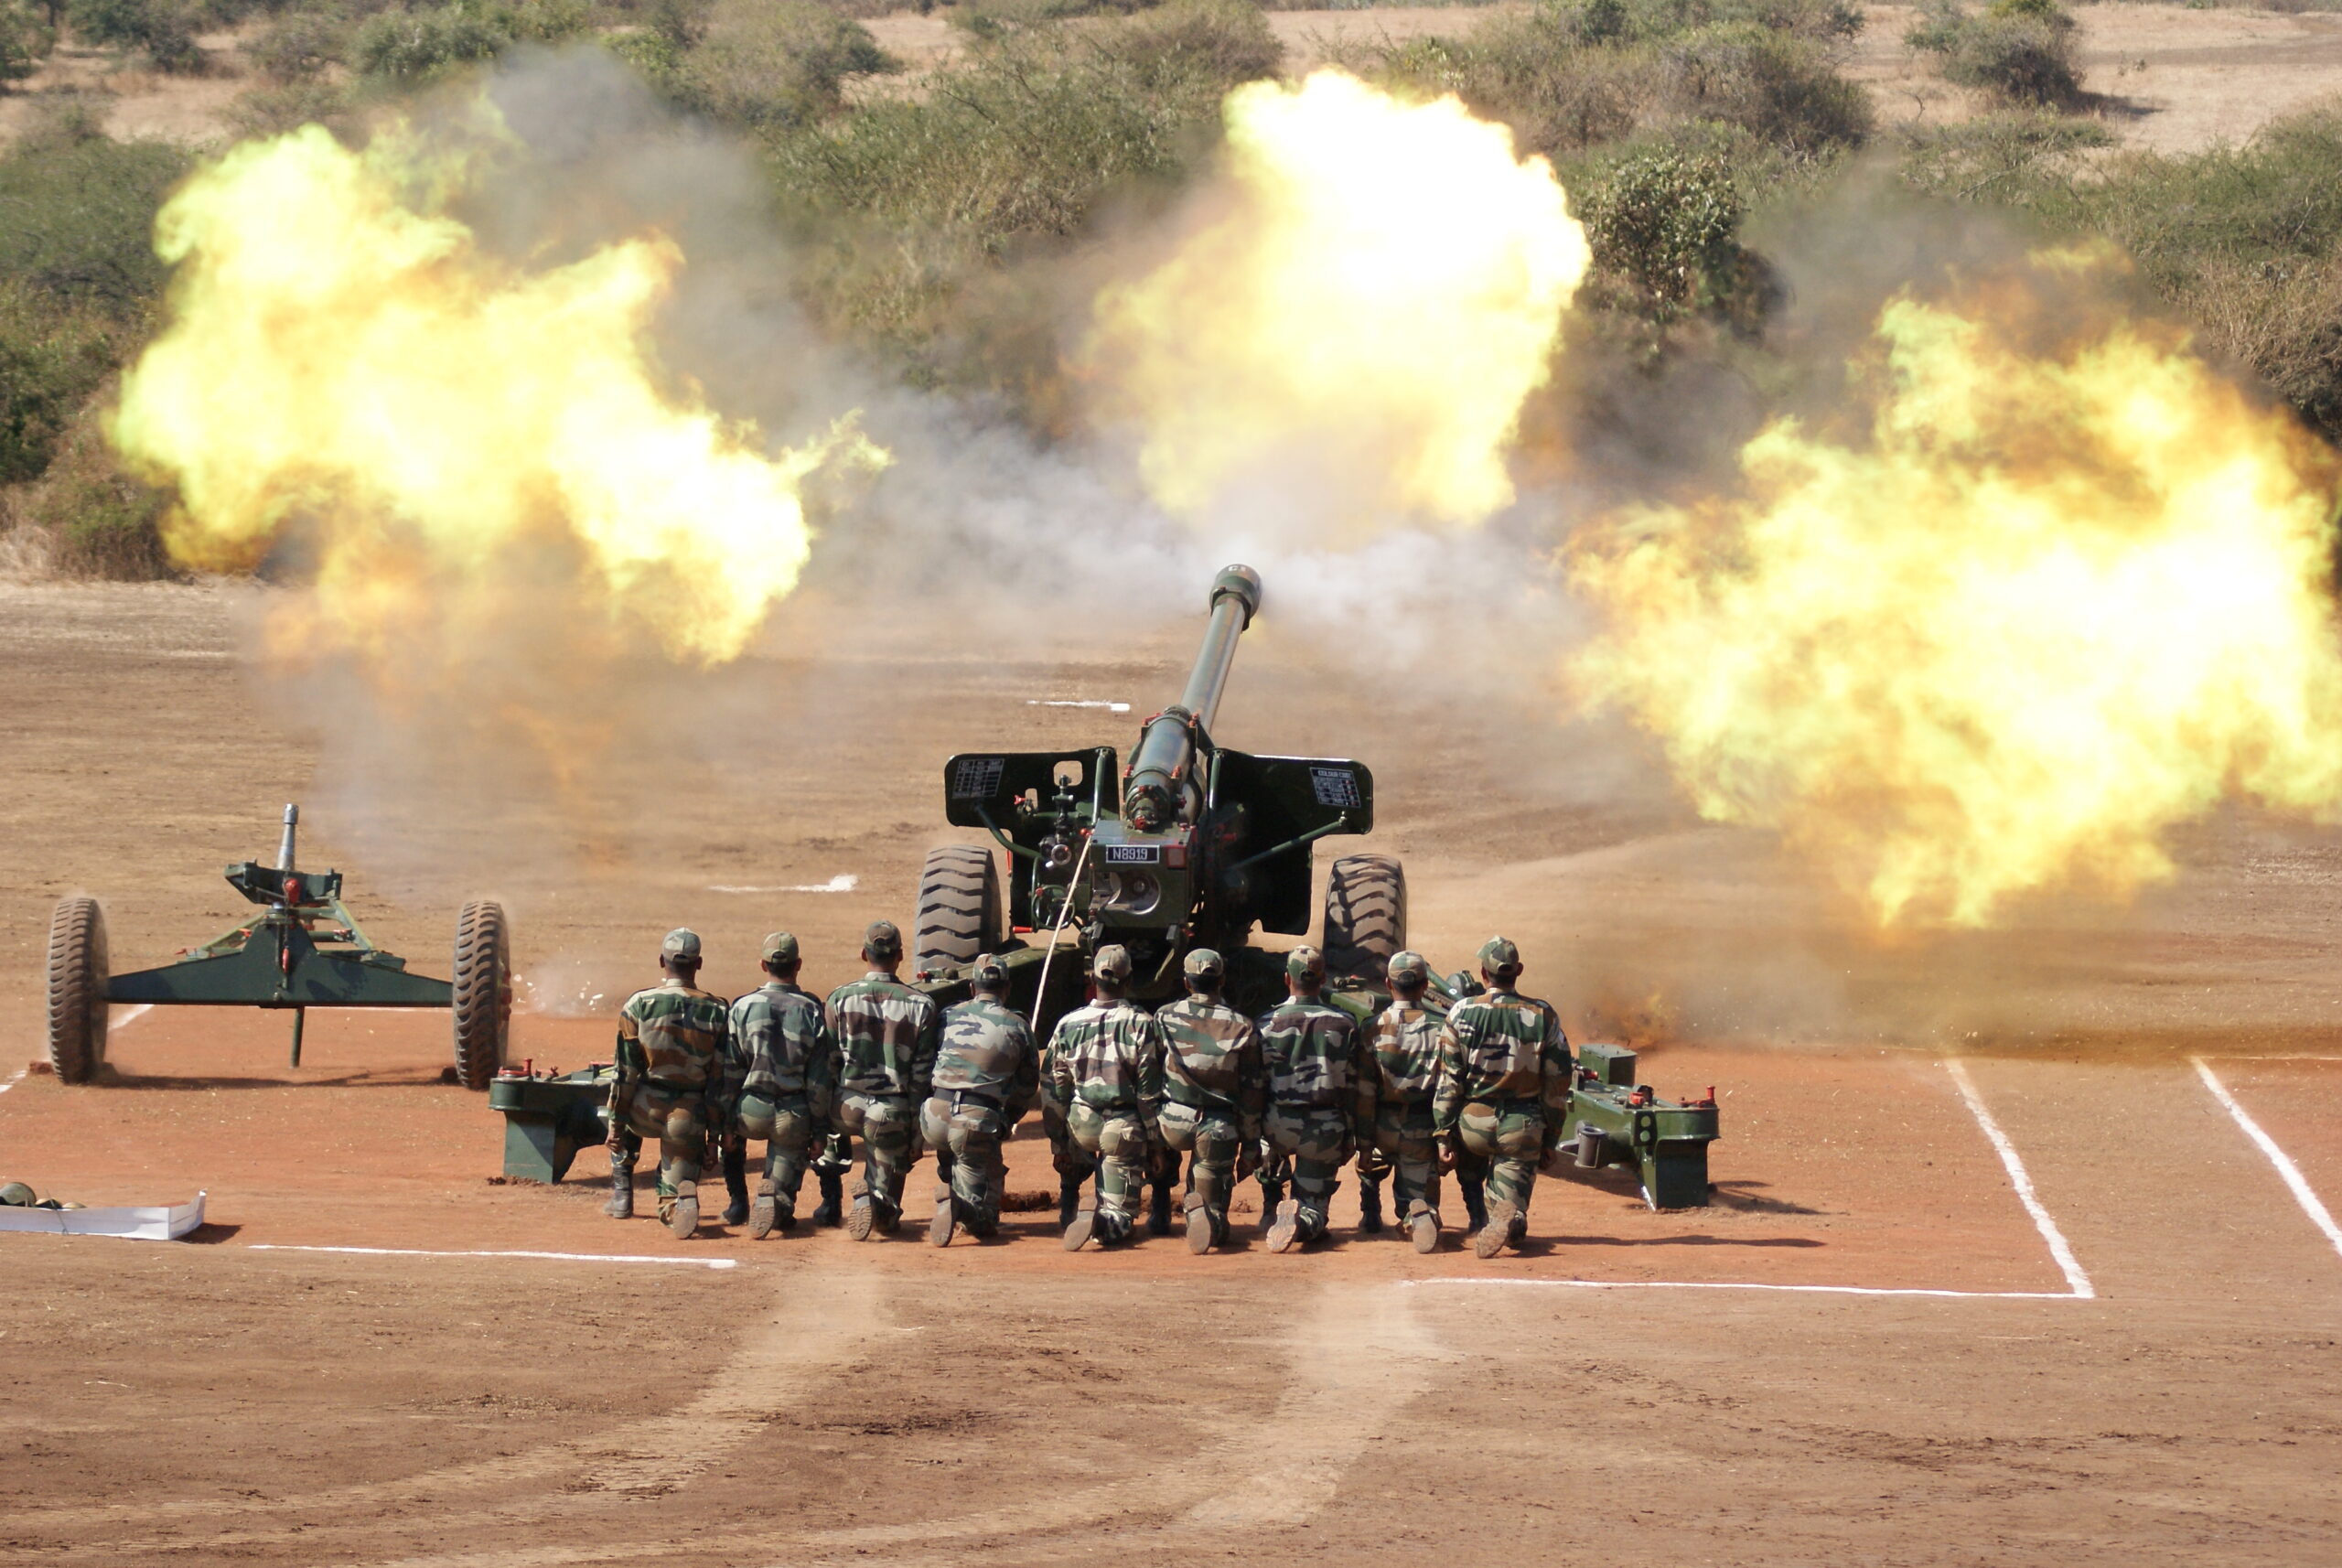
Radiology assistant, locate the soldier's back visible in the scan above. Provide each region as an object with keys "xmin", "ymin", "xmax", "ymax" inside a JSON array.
[
  {"xmin": 1445, "ymin": 992, "xmax": 1564, "ymax": 1099},
  {"xmin": 1158, "ymin": 996, "xmax": 1258, "ymax": 1106},
  {"xmin": 1258, "ymin": 999, "xmax": 1356, "ymax": 1109},
  {"xmin": 827, "ymin": 973, "xmax": 937, "ymax": 1090},
  {"xmin": 937, "ymin": 997, "xmax": 1033, "ymax": 1094},
  {"xmin": 1050, "ymin": 1001, "xmax": 1156, "ymax": 1106},
  {"xmin": 733, "ymin": 983, "xmax": 823, "ymax": 1091},
  {"xmin": 1368, "ymin": 998, "xmax": 1446, "ymax": 1101},
  {"xmin": 622, "ymin": 982, "xmax": 729, "ymax": 1085}
]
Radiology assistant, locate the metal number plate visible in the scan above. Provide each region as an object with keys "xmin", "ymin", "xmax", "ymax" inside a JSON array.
[
  {"xmin": 1309, "ymin": 767, "xmax": 1361, "ymax": 809},
  {"xmin": 951, "ymin": 757, "xmax": 1006, "ymax": 801},
  {"xmin": 1102, "ymin": 843, "xmax": 1162, "ymax": 865}
]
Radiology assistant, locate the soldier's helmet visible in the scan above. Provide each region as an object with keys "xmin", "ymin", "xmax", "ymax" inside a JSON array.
[
  {"xmin": 1387, "ymin": 950, "xmax": 1430, "ymax": 989},
  {"xmin": 0, "ymin": 1181, "xmax": 35, "ymax": 1207},
  {"xmin": 1184, "ymin": 947, "xmax": 1226, "ymax": 985},
  {"xmin": 761, "ymin": 931, "xmax": 800, "ymax": 966},
  {"xmin": 1092, "ymin": 944, "xmax": 1133, "ymax": 984},
  {"xmin": 1477, "ymin": 935, "xmax": 1522, "ymax": 982},
  {"xmin": 1286, "ymin": 945, "xmax": 1326, "ymax": 985},
  {"xmin": 661, "ymin": 928, "xmax": 702, "ymax": 963},
  {"xmin": 864, "ymin": 919, "xmax": 904, "ymax": 963},
  {"xmin": 972, "ymin": 952, "xmax": 1009, "ymax": 989}
]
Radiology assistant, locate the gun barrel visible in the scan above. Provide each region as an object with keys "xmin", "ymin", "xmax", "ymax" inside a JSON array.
[
  {"xmin": 1176, "ymin": 564, "xmax": 1262, "ymax": 733},
  {"xmin": 1125, "ymin": 565, "xmax": 1261, "ymax": 828},
  {"xmin": 277, "ymin": 803, "xmax": 300, "ymax": 873}
]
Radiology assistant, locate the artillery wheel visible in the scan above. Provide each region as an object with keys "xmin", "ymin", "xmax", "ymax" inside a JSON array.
[
  {"xmin": 451, "ymin": 899, "xmax": 511, "ymax": 1091},
  {"xmin": 914, "ymin": 845, "xmax": 1002, "ymax": 977},
  {"xmin": 46, "ymin": 896, "xmax": 110, "ymax": 1084},
  {"xmin": 1322, "ymin": 854, "xmax": 1406, "ymax": 983}
]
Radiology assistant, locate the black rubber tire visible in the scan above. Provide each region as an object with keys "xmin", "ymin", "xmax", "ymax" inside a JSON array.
[
  {"xmin": 46, "ymin": 896, "xmax": 109, "ymax": 1084},
  {"xmin": 914, "ymin": 845, "xmax": 1002, "ymax": 977},
  {"xmin": 451, "ymin": 899, "xmax": 511, "ymax": 1091},
  {"xmin": 1322, "ymin": 854, "xmax": 1406, "ymax": 983}
]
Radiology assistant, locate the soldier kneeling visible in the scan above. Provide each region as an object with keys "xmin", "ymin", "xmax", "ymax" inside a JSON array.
[
  {"xmin": 1044, "ymin": 945, "xmax": 1165, "ymax": 1251},
  {"xmin": 729, "ymin": 931, "xmax": 834, "ymax": 1239},
  {"xmin": 606, "ymin": 929, "xmax": 732, "ymax": 1239},
  {"xmin": 922, "ymin": 952, "xmax": 1038, "ymax": 1246},
  {"xmin": 1155, "ymin": 947, "xmax": 1265, "ymax": 1253}
]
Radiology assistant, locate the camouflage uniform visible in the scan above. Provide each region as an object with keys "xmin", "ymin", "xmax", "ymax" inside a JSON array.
[
  {"xmin": 1358, "ymin": 953, "xmax": 1449, "ymax": 1244},
  {"xmin": 922, "ymin": 977, "xmax": 1039, "ymax": 1240},
  {"xmin": 1155, "ymin": 953, "xmax": 1266, "ymax": 1251},
  {"xmin": 1044, "ymin": 950, "xmax": 1165, "ymax": 1248},
  {"xmin": 1433, "ymin": 937, "xmax": 1572, "ymax": 1254},
  {"xmin": 825, "ymin": 923, "xmax": 940, "ymax": 1234},
  {"xmin": 1258, "ymin": 948, "xmax": 1361, "ymax": 1248},
  {"xmin": 729, "ymin": 933, "xmax": 834, "ymax": 1237},
  {"xmin": 607, "ymin": 933, "xmax": 733, "ymax": 1234}
]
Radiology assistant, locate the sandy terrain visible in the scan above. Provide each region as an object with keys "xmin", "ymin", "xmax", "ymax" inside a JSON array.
[{"xmin": 3, "ymin": 579, "xmax": 2342, "ymax": 1564}]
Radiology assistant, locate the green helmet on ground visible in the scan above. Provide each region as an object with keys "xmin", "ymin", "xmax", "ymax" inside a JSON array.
[{"xmin": 0, "ymin": 1182, "xmax": 35, "ymax": 1207}]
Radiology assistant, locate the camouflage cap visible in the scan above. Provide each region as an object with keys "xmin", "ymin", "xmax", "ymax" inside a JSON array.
[
  {"xmin": 972, "ymin": 951, "xmax": 1009, "ymax": 988},
  {"xmin": 1092, "ymin": 944, "xmax": 1133, "ymax": 983},
  {"xmin": 661, "ymin": 928, "xmax": 702, "ymax": 962},
  {"xmin": 864, "ymin": 919, "xmax": 903, "ymax": 961},
  {"xmin": 1387, "ymin": 950, "xmax": 1430, "ymax": 986},
  {"xmin": 0, "ymin": 1181, "xmax": 34, "ymax": 1207},
  {"xmin": 761, "ymin": 931, "xmax": 800, "ymax": 965},
  {"xmin": 1184, "ymin": 947, "xmax": 1226, "ymax": 983},
  {"xmin": 1477, "ymin": 935, "xmax": 1522, "ymax": 979},
  {"xmin": 1286, "ymin": 945, "xmax": 1326, "ymax": 984}
]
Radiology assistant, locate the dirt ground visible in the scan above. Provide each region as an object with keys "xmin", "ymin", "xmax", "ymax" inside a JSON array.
[
  {"xmin": 3, "ymin": 580, "xmax": 2342, "ymax": 1566},
  {"xmin": 6, "ymin": 5, "xmax": 2342, "ymax": 154}
]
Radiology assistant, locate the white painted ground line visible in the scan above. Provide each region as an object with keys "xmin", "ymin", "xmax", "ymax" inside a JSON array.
[
  {"xmin": 1944, "ymin": 1058, "xmax": 2096, "ymax": 1299},
  {"xmin": 249, "ymin": 1244, "xmax": 736, "ymax": 1270},
  {"xmin": 1405, "ymin": 1279, "xmax": 2086, "ymax": 1301},
  {"xmin": 2193, "ymin": 1058, "xmax": 2342, "ymax": 1263},
  {"xmin": 0, "ymin": 1068, "xmax": 25, "ymax": 1097}
]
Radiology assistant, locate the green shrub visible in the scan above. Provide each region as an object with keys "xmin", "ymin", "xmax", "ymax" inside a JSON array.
[
  {"xmin": 68, "ymin": 0, "xmax": 205, "ymax": 71},
  {"xmin": 0, "ymin": 281, "xmax": 120, "ymax": 485},
  {"xmin": 2, "ymin": 0, "xmax": 58, "ymax": 87},
  {"xmin": 224, "ymin": 76, "xmax": 351, "ymax": 134},
  {"xmin": 656, "ymin": 0, "xmax": 895, "ymax": 132},
  {"xmin": 24, "ymin": 397, "xmax": 175, "ymax": 578},
  {"xmin": 352, "ymin": 3, "xmax": 505, "ymax": 83},
  {"xmin": 761, "ymin": 0, "xmax": 1279, "ymax": 376},
  {"xmin": 1907, "ymin": 0, "xmax": 2081, "ymax": 107},
  {"xmin": 0, "ymin": 132, "xmax": 188, "ymax": 317},
  {"xmin": 1357, "ymin": 2, "xmax": 1870, "ymax": 162},
  {"xmin": 1580, "ymin": 147, "xmax": 1756, "ymax": 324},
  {"xmin": 250, "ymin": 5, "xmax": 345, "ymax": 80}
]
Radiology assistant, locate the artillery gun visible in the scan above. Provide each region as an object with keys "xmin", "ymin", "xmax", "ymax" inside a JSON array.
[
  {"xmin": 910, "ymin": 564, "xmax": 1400, "ymax": 1026},
  {"xmin": 45, "ymin": 805, "xmax": 512, "ymax": 1089}
]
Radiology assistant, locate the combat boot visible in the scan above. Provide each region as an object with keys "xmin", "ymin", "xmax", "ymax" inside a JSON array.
[
  {"xmin": 721, "ymin": 1142, "xmax": 749, "ymax": 1228},
  {"xmin": 1473, "ymin": 1199, "xmax": 1519, "ymax": 1259},
  {"xmin": 747, "ymin": 1176, "xmax": 779, "ymax": 1240},
  {"xmin": 1182, "ymin": 1191, "xmax": 1216, "ymax": 1254},
  {"xmin": 1058, "ymin": 1176, "xmax": 1085, "ymax": 1230},
  {"xmin": 666, "ymin": 1180, "xmax": 701, "ymax": 1240},
  {"xmin": 1358, "ymin": 1177, "xmax": 1386, "ymax": 1236},
  {"xmin": 1264, "ymin": 1198, "xmax": 1303, "ymax": 1254},
  {"xmin": 1062, "ymin": 1193, "xmax": 1098, "ymax": 1251},
  {"xmin": 811, "ymin": 1169, "xmax": 844, "ymax": 1229},
  {"xmin": 1407, "ymin": 1198, "xmax": 1440, "ymax": 1254},
  {"xmin": 1148, "ymin": 1180, "xmax": 1176, "ymax": 1238},
  {"xmin": 1257, "ymin": 1180, "xmax": 1286, "ymax": 1237},
  {"xmin": 929, "ymin": 1179, "xmax": 958, "ymax": 1249},
  {"xmin": 1459, "ymin": 1170, "xmax": 1488, "ymax": 1233},
  {"xmin": 603, "ymin": 1153, "xmax": 635, "ymax": 1219}
]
